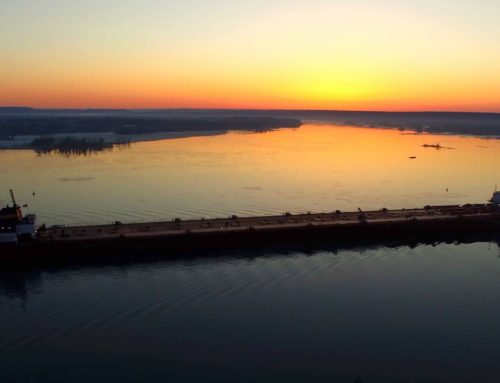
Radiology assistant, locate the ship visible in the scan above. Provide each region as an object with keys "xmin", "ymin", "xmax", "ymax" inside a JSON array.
[
  {"xmin": 490, "ymin": 190, "xmax": 500, "ymax": 207},
  {"xmin": 0, "ymin": 189, "xmax": 37, "ymax": 245}
]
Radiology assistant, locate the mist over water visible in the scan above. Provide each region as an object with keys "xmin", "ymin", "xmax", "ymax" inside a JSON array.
[{"xmin": 1, "ymin": 123, "xmax": 499, "ymax": 226}]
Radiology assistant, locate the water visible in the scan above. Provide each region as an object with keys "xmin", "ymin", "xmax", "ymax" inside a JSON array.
[
  {"xmin": 1, "ymin": 243, "xmax": 500, "ymax": 382},
  {"xmin": 2, "ymin": 124, "xmax": 500, "ymax": 381},
  {"xmin": 1, "ymin": 124, "xmax": 499, "ymax": 226}
]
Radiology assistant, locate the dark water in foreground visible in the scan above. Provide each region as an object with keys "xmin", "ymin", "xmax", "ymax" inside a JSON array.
[{"xmin": 2, "ymin": 242, "xmax": 500, "ymax": 382}]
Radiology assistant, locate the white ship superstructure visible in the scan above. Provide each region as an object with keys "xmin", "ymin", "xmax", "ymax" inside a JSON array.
[{"xmin": 0, "ymin": 190, "xmax": 37, "ymax": 245}]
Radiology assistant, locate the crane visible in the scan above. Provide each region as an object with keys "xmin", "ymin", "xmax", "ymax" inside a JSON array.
[
  {"xmin": 357, "ymin": 207, "xmax": 367, "ymax": 223},
  {"xmin": 10, "ymin": 189, "xmax": 17, "ymax": 207}
]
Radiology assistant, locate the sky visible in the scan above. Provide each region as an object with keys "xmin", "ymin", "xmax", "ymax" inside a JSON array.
[{"xmin": 1, "ymin": 0, "xmax": 500, "ymax": 111}]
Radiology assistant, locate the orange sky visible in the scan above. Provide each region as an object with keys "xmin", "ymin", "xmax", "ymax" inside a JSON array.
[{"xmin": 1, "ymin": 1, "xmax": 499, "ymax": 111}]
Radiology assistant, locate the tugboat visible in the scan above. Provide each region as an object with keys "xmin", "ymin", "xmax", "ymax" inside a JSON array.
[{"xmin": 0, "ymin": 189, "xmax": 37, "ymax": 245}]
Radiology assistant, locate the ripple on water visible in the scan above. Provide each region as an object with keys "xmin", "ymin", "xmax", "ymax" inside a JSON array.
[{"xmin": 2, "ymin": 242, "xmax": 499, "ymax": 380}]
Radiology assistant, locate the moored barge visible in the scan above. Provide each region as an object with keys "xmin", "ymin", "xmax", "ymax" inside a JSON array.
[{"xmin": 2, "ymin": 190, "xmax": 500, "ymax": 262}]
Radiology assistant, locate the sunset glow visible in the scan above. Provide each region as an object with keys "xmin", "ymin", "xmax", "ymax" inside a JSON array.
[{"xmin": 1, "ymin": 0, "xmax": 500, "ymax": 111}]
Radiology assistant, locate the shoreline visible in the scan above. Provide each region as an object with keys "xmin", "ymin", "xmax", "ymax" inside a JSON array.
[
  {"xmin": 0, "ymin": 114, "xmax": 303, "ymax": 150},
  {"xmin": 0, "ymin": 130, "xmax": 232, "ymax": 150},
  {"xmin": 2, "ymin": 123, "xmax": 499, "ymax": 152}
]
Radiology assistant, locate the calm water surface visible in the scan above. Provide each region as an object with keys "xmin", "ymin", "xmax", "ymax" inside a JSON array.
[
  {"xmin": 2, "ymin": 125, "xmax": 500, "ymax": 381},
  {"xmin": 1, "ymin": 124, "xmax": 499, "ymax": 226},
  {"xmin": 1, "ymin": 243, "xmax": 500, "ymax": 382}
]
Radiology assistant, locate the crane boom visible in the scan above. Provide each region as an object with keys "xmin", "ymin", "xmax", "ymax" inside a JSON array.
[{"xmin": 9, "ymin": 189, "xmax": 17, "ymax": 207}]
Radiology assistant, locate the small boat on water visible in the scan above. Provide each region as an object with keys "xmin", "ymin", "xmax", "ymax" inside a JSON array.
[{"xmin": 0, "ymin": 189, "xmax": 37, "ymax": 245}]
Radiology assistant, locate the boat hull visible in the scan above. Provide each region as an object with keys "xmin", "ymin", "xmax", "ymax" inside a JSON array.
[{"xmin": 0, "ymin": 232, "xmax": 18, "ymax": 245}]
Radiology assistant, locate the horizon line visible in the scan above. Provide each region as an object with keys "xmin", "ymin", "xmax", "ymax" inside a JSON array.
[{"xmin": 1, "ymin": 106, "xmax": 500, "ymax": 115}]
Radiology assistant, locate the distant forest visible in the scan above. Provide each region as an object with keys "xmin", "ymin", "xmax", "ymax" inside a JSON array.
[
  {"xmin": 30, "ymin": 136, "xmax": 114, "ymax": 155},
  {"xmin": 0, "ymin": 114, "xmax": 302, "ymax": 138},
  {"xmin": 1, "ymin": 108, "xmax": 500, "ymax": 137},
  {"xmin": 287, "ymin": 110, "xmax": 500, "ymax": 136}
]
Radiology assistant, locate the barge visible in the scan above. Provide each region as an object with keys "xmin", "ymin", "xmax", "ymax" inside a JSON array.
[{"xmin": 1, "ymin": 197, "xmax": 498, "ymax": 262}]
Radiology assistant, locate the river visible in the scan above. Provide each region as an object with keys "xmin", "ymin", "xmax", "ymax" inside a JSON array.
[
  {"xmin": 2, "ymin": 123, "xmax": 500, "ymax": 382},
  {"xmin": 1, "ymin": 124, "xmax": 499, "ymax": 226}
]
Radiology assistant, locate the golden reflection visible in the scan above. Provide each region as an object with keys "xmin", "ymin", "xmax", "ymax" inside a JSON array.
[{"xmin": 1, "ymin": 124, "xmax": 499, "ymax": 225}]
